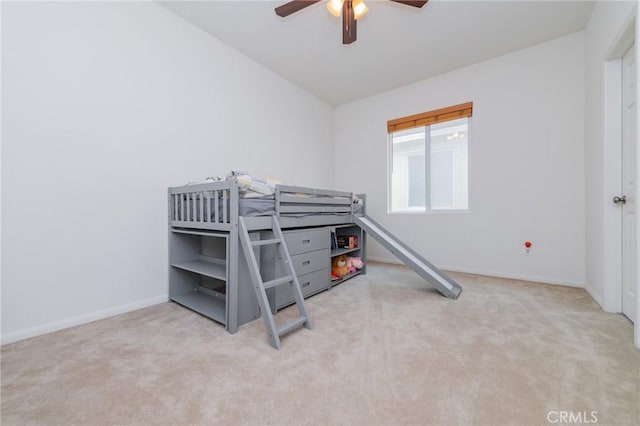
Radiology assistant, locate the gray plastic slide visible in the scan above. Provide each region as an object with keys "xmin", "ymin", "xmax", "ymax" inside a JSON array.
[{"xmin": 354, "ymin": 215, "xmax": 462, "ymax": 299}]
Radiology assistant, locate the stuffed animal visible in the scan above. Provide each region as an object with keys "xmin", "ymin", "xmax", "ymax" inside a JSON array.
[
  {"xmin": 345, "ymin": 257, "xmax": 356, "ymax": 274},
  {"xmin": 350, "ymin": 256, "xmax": 364, "ymax": 270},
  {"xmin": 331, "ymin": 255, "xmax": 349, "ymax": 278}
]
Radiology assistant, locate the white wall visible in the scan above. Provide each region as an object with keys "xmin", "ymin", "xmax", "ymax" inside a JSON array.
[
  {"xmin": 1, "ymin": 2, "xmax": 333, "ymax": 343},
  {"xmin": 333, "ymin": 32, "xmax": 586, "ymax": 286},
  {"xmin": 584, "ymin": 1, "xmax": 636, "ymax": 310}
]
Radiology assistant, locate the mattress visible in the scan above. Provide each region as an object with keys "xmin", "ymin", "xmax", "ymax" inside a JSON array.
[{"xmin": 239, "ymin": 196, "xmax": 277, "ymax": 217}]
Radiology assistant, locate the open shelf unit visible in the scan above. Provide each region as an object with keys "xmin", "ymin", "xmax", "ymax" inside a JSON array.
[
  {"xmin": 330, "ymin": 224, "xmax": 365, "ymax": 289},
  {"xmin": 169, "ymin": 230, "xmax": 229, "ymax": 325}
]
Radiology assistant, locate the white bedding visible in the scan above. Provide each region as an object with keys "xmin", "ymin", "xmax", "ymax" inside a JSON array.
[
  {"xmin": 185, "ymin": 171, "xmax": 363, "ymax": 207},
  {"xmin": 187, "ymin": 171, "xmax": 282, "ymax": 198}
]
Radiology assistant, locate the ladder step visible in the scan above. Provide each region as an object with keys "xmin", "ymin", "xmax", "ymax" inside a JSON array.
[
  {"xmin": 277, "ymin": 317, "xmax": 308, "ymax": 337},
  {"xmin": 263, "ymin": 275, "xmax": 294, "ymax": 289},
  {"xmin": 251, "ymin": 238, "xmax": 281, "ymax": 247}
]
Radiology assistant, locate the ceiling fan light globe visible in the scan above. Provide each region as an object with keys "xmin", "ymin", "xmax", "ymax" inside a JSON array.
[
  {"xmin": 326, "ymin": 0, "xmax": 344, "ymax": 17},
  {"xmin": 353, "ymin": 0, "xmax": 369, "ymax": 19}
]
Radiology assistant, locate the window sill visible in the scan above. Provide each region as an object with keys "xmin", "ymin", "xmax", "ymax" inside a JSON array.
[{"xmin": 388, "ymin": 209, "xmax": 471, "ymax": 215}]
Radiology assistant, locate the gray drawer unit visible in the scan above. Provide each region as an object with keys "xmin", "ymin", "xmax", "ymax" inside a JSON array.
[
  {"xmin": 274, "ymin": 267, "xmax": 330, "ymax": 309},
  {"xmin": 283, "ymin": 228, "xmax": 329, "ymax": 255},
  {"xmin": 266, "ymin": 227, "xmax": 332, "ymax": 310}
]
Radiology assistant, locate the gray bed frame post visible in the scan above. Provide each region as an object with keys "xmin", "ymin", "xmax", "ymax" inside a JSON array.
[
  {"xmin": 355, "ymin": 193, "xmax": 367, "ymax": 276},
  {"xmin": 167, "ymin": 188, "xmax": 173, "ymax": 298},
  {"xmin": 358, "ymin": 194, "xmax": 366, "ymax": 216},
  {"xmin": 227, "ymin": 183, "xmax": 240, "ymax": 333},
  {"xmin": 275, "ymin": 186, "xmax": 281, "ymax": 218}
]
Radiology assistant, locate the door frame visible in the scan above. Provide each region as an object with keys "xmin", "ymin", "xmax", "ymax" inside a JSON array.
[{"xmin": 602, "ymin": 13, "xmax": 638, "ymax": 348}]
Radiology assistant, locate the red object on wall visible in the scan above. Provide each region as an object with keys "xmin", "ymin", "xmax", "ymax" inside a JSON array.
[{"xmin": 524, "ymin": 241, "xmax": 532, "ymax": 248}]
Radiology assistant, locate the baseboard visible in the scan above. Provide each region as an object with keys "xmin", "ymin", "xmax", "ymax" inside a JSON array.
[
  {"xmin": 1, "ymin": 295, "xmax": 169, "ymax": 346},
  {"xmin": 583, "ymin": 281, "xmax": 605, "ymax": 310},
  {"xmin": 366, "ymin": 257, "xmax": 584, "ymax": 288}
]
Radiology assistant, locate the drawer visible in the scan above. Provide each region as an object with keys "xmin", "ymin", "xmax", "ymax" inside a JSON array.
[
  {"xmin": 274, "ymin": 280, "xmax": 294, "ymax": 309},
  {"xmin": 283, "ymin": 228, "xmax": 329, "ymax": 255},
  {"xmin": 299, "ymin": 268, "xmax": 330, "ymax": 298},
  {"xmin": 274, "ymin": 268, "xmax": 330, "ymax": 309},
  {"xmin": 277, "ymin": 249, "xmax": 329, "ymax": 276}
]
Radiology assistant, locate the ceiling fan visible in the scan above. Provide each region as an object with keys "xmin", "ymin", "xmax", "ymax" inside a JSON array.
[{"xmin": 275, "ymin": 0, "xmax": 428, "ymax": 45}]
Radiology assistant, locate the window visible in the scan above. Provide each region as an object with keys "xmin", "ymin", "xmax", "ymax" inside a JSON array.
[{"xmin": 388, "ymin": 102, "xmax": 471, "ymax": 213}]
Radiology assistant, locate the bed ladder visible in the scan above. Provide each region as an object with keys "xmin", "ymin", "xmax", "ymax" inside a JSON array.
[{"xmin": 238, "ymin": 216, "xmax": 313, "ymax": 349}]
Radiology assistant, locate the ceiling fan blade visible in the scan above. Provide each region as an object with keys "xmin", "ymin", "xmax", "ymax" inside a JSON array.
[
  {"xmin": 275, "ymin": 0, "xmax": 321, "ymax": 17},
  {"xmin": 342, "ymin": 0, "xmax": 357, "ymax": 44},
  {"xmin": 389, "ymin": 0, "xmax": 428, "ymax": 8}
]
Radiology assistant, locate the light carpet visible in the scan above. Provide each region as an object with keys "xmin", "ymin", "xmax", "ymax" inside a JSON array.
[{"xmin": 2, "ymin": 263, "xmax": 639, "ymax": 425}]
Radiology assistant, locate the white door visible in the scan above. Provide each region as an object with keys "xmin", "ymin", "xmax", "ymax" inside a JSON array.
[{"xmin": 621, "ymin": 43, "xmax": 637, "ymax": 323}]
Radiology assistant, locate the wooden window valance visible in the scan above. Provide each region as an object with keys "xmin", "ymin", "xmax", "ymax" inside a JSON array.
[{"xmin": 387, "ymin": 102, "xmax": 473, "ymax": 133}]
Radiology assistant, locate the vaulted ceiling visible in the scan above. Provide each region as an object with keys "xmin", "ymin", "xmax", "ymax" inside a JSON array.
[{"xmin": 160, "ymin": 1, "xmax": 595, "ymax": 106}]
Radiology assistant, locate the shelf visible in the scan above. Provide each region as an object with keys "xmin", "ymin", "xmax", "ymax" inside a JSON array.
[
  {"xmin": 331, "ymin": 247, "xmax": 360, "ymax": 257},
  {"xmin": 171, "ymin": 229, "xmax": 228, "ymax": 238},
  {"xmin": 330, "ymin": 270, "xmax": 362, "ymax": 287},
  {"xmin": 171, "ymin": 291, "xmax": 226, "ymax": 324},
  {"xmin": 171, "ymin": 258, "xmax": 227, "ymax": 281}
]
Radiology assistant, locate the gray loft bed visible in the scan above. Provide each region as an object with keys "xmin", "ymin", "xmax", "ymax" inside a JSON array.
[
  {"xmin": 168, "ymin": 180, "xmax": 462, "ymax": 345},
  {"xmin": 168, "ymin": 181, "xmax": 365, "ymax": 333},
  {"xmin": 169, "ymin": 181, "xmax": 362, "ymax": 232}
]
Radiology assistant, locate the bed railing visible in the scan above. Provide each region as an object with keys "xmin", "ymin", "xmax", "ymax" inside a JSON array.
[
  {"xmin": 169, "ymin": 182, "xmax": 358, "ymax": 230},
  {"xmin": 169, "ymin": 181, "xmax": 238, "ymax": 230},
  {"xmin": 275, "ymin": 185, "xmax": 354, "ymax": 217}
]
